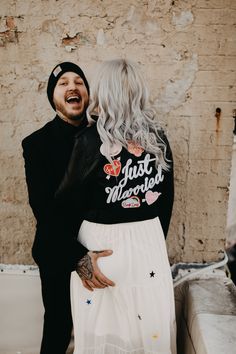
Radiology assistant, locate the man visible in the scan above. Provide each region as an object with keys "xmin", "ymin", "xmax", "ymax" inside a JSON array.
[{"xmin": 22, "ymin": 62, "xmax": 114, "ymax": 354}]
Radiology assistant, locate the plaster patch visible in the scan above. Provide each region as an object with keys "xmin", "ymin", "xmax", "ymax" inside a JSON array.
[
  {"xmin": 124, "ymin": 5, "xmax": 161, "ymax": 35},
  {"xmin": 127, "ymin": 5, "xmax": 135, "ymax": 21},
  {"xmin": 65, "ymin": 45, "xmax": 77, "ymax": 52},
  {"xmin": 172, "ymin": 10, "xmax": 194, "ymax": 28},
  {"xmin": 0, "ymin": 20, "xmax": 8, "ymax": 33},
  {"xmin": 155, "ymin": 53, "xmax": 198, "ymax": 114},
  {"xmin": 97, "ymin": 28, "xmax": 106, "ymax": 45}
]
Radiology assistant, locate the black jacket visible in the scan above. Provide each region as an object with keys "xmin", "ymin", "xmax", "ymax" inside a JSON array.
[
  {"xmin": 56, "ymin": 124, "xmax": 174, "ymax": 238},
  {"xmin": 22, "ymin": 116, "xmax": 88, "ymax": 274}
]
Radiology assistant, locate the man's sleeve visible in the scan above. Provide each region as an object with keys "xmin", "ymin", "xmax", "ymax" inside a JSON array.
[
  {"xmin": 22, "ymin": 138, "xmax": 55, "ymax": 222},
  {"xmin": 22, "ymin": 138, "xmax": 88, "ymax": 271},
  {"xmin": 55, "ymin": 126, "xmax": 101, "ymax": 203}
]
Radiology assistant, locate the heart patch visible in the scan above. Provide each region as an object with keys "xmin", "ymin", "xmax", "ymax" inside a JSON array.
[
  {"xmin": 145, "ymin": 190, "xmax": 161, "ymax": 205},
  {"xmin": 127, "ymin": 141, "xmax": 144, "ymax": 157},
  {"xmin": 104, "ymin": 160, "xmax": 121, "ymax": 177}
]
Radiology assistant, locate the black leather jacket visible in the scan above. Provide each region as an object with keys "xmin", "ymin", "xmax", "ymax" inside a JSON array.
[{"xmin": 56, "ymin": 123, "xmax": 174, "ymax": 238}]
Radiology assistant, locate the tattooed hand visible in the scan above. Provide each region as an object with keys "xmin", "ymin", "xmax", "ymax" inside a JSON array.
[{"xmin": 76, "ymin": 250, "xmax": 115, "ymax": 291}]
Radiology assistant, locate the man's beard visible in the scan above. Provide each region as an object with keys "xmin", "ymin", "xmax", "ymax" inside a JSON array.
[{"xmin": 55, "ymin": 101, "xmax": 87, "ymax": 121}]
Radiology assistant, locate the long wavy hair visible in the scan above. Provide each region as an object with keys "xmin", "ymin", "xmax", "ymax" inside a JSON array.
[{"xmin": 87, "ymin": 59, "xmax": 170, "ymax": 171}]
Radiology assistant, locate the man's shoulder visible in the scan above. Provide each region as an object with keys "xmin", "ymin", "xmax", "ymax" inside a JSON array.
[
  {"xmin": 81, "ymin": 119, "xmax": 99, "ymax": 138},
  {"xmin": 86, "ymin": 121, "xmax": 100, "ymax": 138},
  {"xmin": 22, "ymin": 119, "xmax": 55, "ymax": 149}
]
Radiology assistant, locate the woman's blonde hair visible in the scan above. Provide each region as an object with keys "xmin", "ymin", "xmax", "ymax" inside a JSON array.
[{"xmin": 87, "ymin": 59, "xmax": 170, "ymax": 170}]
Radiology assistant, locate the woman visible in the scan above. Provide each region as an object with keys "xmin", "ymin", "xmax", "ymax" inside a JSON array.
[{"xmin": 56, "ymin": 59, "xmax": 176, "ymax": 354}]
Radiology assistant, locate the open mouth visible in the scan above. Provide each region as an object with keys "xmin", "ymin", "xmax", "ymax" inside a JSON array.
[{"xmin": 66, "ymin": 95, "xmax": 81, "ymax": 104}]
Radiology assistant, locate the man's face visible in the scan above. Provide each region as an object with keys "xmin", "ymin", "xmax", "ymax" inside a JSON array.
[{"xmin": 53, "ymin": 72, "xmax": 89, "ymax": 124}]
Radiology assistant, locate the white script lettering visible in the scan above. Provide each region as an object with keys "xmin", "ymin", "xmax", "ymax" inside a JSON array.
[{"xmin": 105, "ymin": 154, "xmax": 164, "ymax": 204}]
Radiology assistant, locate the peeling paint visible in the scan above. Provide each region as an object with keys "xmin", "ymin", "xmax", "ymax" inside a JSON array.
[
  {"xmin": 0, "ymin": 16, "xmax": 19, "ymax": 46},
  {"xmin": 62, "ymin": 32, "xmax": 80, "ymax": 46}
]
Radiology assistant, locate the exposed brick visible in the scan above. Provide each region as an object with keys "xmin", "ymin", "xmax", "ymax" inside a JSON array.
[
  {"xmin": 0, "ymin": 0, "xmax": 235, "ymax": 265},
  {"xmin": 193, "ymin": 9, "xmax": 236, "ymax": 25},
  {"xmin": 195, "ymin": 0, "xmax": 233, "ymax": 9}
]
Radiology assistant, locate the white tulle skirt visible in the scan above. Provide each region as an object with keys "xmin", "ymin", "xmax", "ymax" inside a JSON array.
[{"xmin": 71, "ymin": 217, "xmax": 176, "ymax": 354}]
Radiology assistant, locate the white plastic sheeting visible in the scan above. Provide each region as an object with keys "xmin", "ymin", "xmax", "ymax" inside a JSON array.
[{"xmin": 0, "ymin": 264, "xmax": 43, "ymax": 354}]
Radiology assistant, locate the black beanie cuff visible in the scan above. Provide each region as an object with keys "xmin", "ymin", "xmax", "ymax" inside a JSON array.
[{"xmin": 47, "ymin": 62, "xmax": 89, "ymax": 110}]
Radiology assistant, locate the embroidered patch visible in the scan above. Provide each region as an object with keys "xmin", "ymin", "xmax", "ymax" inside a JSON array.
[
  {"xmin": 104, "ymin": 160, "xmax": 121, "ymax": 177},
  {"xmin": 121, "ymin": 196, "xmax": 140, "ymax": 208},
  {"xmin": 53, "ymin": 65, "xmax": 62, "ymax": 77},
  {"xmin": 150, "ymin": 271, "xmax": 155, "ymax": 277},
  {"xmin": 145, "ymin": 190, "xmax": 161, "ymax": 205},
  {"xmin": 86, "ymin": 299, "xmax": 92, "ymax": 305},
  {"xmin": 100, "ymin": 142, "xmax": 122, "ymax": 157},
  {"xmin": 127, "ymin": 141, "xmax": 144, "ymax": 157}
]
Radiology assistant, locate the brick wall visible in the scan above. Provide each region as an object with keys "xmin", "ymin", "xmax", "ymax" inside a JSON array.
[{"xmin": 0, "ymin": 0, "xmax": 235, "ymax": 264}]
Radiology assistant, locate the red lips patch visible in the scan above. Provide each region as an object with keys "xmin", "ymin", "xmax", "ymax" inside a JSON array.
[{"xmin": 103, "ymin": 160, "xmax": 121, "ymax": 177}]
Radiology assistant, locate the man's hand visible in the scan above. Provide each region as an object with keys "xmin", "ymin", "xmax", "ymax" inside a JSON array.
[{"xmin": 76, "ymin": 250, "xmax": 115, "ymax": 291}]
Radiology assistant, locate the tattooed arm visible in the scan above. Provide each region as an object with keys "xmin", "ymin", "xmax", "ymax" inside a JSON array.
[{"xmin": 76, "ymin": 250, "xmax": 115, "ymax": 291}]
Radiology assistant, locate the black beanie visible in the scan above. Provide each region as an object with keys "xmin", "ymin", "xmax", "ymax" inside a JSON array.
[{"xmin": 47, "ymin": 62, "xmax": 90, "ymax": 110}]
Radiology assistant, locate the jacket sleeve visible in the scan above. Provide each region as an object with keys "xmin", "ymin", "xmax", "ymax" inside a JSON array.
[
  {"xmin": 158, "ymin": 134, "xmax": 174, "ymax": 238},
  {"xmin": 22, "ymin": 138, "xmax": 88, "ymax": 271},
  {"xmin": 22, "ymin": 139, "xmax": 55, "ymax": 223},
  {"xmin": 55, "ymin": 126, "xmax": 101, "ymax": 204}
]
